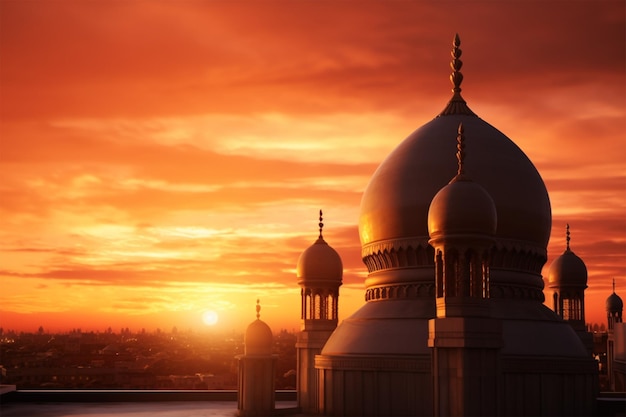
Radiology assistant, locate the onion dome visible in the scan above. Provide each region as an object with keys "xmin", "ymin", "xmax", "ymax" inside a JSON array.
[
  {"xmin": 322, "ymin": 34, "xmax": 587, "ymax": 365},
  {"xmin": 606, "ymin": 280, "xmax": 623, "ymax": 312},
  {"xmin": 428, "ymin": 123, "xmax": 497, "ymax": 239},
  {"xmin": 547, "ymin": 225, "xmax": 588, "ymax": 288},
  {"xmin": 244, "ymin": 300, "xmax": 273, "ymax": 356},
  {"xmin": 606, "ymin": 293, "xmax": 623, "ymax": 312},
  {"xmin": 296, "ymin": 210, "xmax": 343, "ymax": 287},
  {"xmin": 359, "ymin": 34, "xmax": 551, "ymax": 293}
]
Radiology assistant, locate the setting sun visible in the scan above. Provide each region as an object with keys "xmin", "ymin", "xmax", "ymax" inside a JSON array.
[{"xmin": 202, "ymin": 310, "xmax": 219, "ymax": 326}]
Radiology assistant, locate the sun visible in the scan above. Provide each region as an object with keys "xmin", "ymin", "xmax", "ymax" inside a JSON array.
[{"xmin": 202, "ymin": 310, "xmax": 219, "ymax": 326}]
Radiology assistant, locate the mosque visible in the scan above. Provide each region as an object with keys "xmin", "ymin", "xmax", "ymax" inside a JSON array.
[{"xmin": 238, "ymin": 35, "xmax": 624, "ymax": 417}]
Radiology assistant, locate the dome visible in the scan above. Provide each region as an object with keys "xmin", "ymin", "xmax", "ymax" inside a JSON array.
[
  {"xmin": 428, "ymin": 126, "xmax": 497, "ymax": 239},
  {"xmin": 359, "ymin": 115, "xmax": 550, "ymax": 266},
  {"xmin": 547, "ymin": 249, "xmax": 588, "ymax": 287},
  {"xmin": 606, "ymin": 292, "xmax": 623, "ymax": 312},
  {"xmin": 358, "ymin": 39, "xmax": 550, "ymax": 292},
  {"xmin": 244, "ymin": 301, "xmax": 273, "ymax": 356},
  {"xmin": 296, "ymin": 211, "xmax": 343, "ymax": 286},
  {"xmin": 547, "ymin": 226, "xmax": 588, "ymax": 288},
  {"xmin": 245, "ymin": 319, "xmax": 273, "ymax": 355},
  {"xmin": 297, "ymin": 238, "xmax": 343, "ymax": 285},
  {"xmin": 429, "ymin": 177, "xmax": 497, "ymax": 238}
]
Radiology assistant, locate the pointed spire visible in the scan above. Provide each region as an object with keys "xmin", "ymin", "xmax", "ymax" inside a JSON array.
[
  {"xmin": 450, "ymin": 123, "xmax": 470, "ymax": 183},
  {"xmin": 318, "ymin": 209, "xmax": 324, "ymax": 239},
  {"xmin": 456, "ymin": 123, "xmax": 466, "ymax": 177},
  {"xmin": 450, "ymin": 33, "xmax": 463, "ymax": 94},
  {"xmin": 613, "ymin": 278, "xmax": 616, "ymax": 294},
  {"xmin": 566, "ymin": 223, "xmax": 571, "ymax": 251},
  {"xmin": 256, "ymin": 299, "xmax": 261, "ymax": 319},
  {"xmin": 438, "ymin": 34, "xmax": 477, "ymax": 117}
]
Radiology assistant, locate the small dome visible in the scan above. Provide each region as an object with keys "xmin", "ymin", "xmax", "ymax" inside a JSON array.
[
  {"xmin": 297, "ymin": 238, "xmax": 343, "ymax": 285},
  {"xmin": 428, "ymin": 177, "xmax": 497, "ymax": 238},
  {"xmin": 547, "ymin": 249, "xmax": 588, "ymax": 287},
  {"xmin": 428, "ymin": 123, "xmax": 496, "ymax": 239},
  {"xmin": 245, "ymin": 319, "xmax": 273, "ymax": 356},
  {"xmin": 296, "ymin": 211, "xmax": 343, "ymax": 286},
  {"xmin": 244, "ymin": 300, "xmax": 273, "ymax": 356},
  {"xmin": 606, "ymin": 292, "xmax": 623, "ymax": 312}
]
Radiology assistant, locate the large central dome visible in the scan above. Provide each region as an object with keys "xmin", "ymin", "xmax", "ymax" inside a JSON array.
[
  {"xmin": 360, "ymin": 115, "xmax": 550, "ymax": 245},
  {"xmin": 358, "ymin": 36, "xmax": 551, "ymax": 298}
]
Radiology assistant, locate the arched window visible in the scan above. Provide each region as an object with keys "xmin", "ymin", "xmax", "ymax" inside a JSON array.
[
  {"xmin": 314, "ymin": 294, "xmax": 321, "ymax": 319},
  {"xmin": 436, "ymin": 250, "xmax": 444, "ymax": 298}
]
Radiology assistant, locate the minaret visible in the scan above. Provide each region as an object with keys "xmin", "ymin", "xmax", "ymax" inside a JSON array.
[
  {"xmin": 606, "ymin": 279, "xmax": 623, "ymax": 330},
  {"xmin": 237, "ymin": 300, "xmax": 277, "ymax": 417},
  {"xmin": 295, "ymin": 210, "xmax": 343, "ymax": 414},
  {"xmin": 427, "ymin": 123, "xmax": 502, "ymax": 416},
  {"xmin": 547, "ymin": 224, "xmax": 593, "ymax": 353},
  {"xmin": 605, "ymin": 279, "xmax": 623, "ymax": 391}
]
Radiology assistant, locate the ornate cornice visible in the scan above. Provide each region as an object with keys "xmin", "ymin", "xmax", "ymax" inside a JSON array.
[
  {"xmin": 362, "ymin": 237, "xmax": 546, "ymax": 275},
  {"xmin": 365, "ymin": 282, "xmax": 435, "ymax": 301}
]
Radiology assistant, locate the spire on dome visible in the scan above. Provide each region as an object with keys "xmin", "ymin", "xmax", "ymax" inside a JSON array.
[
  {"xmin": 319, "ymin": 209, "xmax": 324, "ymax": 239},
  {"xmin": 456, "ymin": 123, "xmax": 466, "ymax": 178},
  {"xmin": 613, "ymin": 278, "xmax": 616, "ymax": 293},
  {"xmin": 451, "ymin": 33, "xmax": 463, "ymax": 94},
  {"xmin": 566, "ymin": 224, "xmax": 571, "ymax": 251},
  {"xmin": 438, "ymin": 34, "xmax": 477, "ymax": 117},
  {"xmin": 256, "ymin": 299, "xmax": 261, "ymax": 319}
]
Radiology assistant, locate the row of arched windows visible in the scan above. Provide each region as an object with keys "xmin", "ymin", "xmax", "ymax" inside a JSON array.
[
  {"xmin": 435, "ymin": 248, "xmax": 490, "ymax": 299},
  {"xmin": 553, "ymin": 292, "xmax": 584, "ymax": 322},
  {"xmin": 301, "ymin": 289, "xmax": 338, "ymax": 321}
]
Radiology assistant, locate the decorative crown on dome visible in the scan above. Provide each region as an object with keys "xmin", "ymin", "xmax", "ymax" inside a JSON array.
[{"xmin": 438, "ymin": 34, "xmax": 477, "ymax": 117}]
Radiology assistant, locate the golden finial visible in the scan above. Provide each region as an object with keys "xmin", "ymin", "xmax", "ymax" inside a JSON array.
[
  {"xmin": 256, "ymin": 299, "xmax": 261, "ymax": 319},
  {"xmin": 438, "ymin": 34, "xmax": 476, "ymax": 117},
  {"xmin": 456, "ymin": 123, "xmax": 465, "ymax": 177},
  {"xmin": 318, "ymin": 210, "xmax": 324, "ymax": 239},
  {"xmin": 450, "ymin": 33, "xmax": 463, "ymax": 94},
  {"xmin": 566, "ymin": 223, "xmax": 571, "ymax": 251}
]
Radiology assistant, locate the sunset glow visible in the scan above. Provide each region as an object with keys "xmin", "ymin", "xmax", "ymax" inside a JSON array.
[
  {"xmin": 1, "ymin": 1, "xmax": 624, "ymax": 334},
  {"xmin": 202, "ymin": 310, "xmax": 219, "ymax": 327}
]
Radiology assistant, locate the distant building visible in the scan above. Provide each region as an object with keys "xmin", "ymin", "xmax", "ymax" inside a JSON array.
[{"xmin": 296, "ymin": 35, "xmax": 598, "ymax": 416}]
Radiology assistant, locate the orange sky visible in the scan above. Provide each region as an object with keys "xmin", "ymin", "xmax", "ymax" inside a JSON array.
[{"xmin": 1, "ymin": 1, "xmax": 624, "ymax": 334}]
